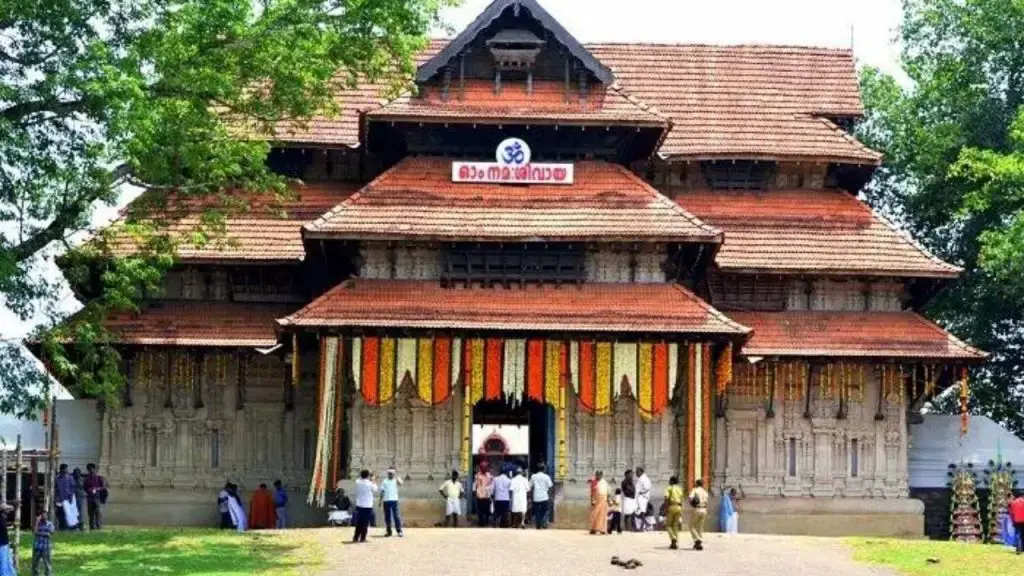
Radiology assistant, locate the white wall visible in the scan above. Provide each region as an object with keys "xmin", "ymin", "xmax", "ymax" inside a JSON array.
[
  {"xmin": 0, "ymin": 399, "xmax": 100, "ymax": 471},
  {"xmin": 909, "ymin": 414, "xmax": 1024, "ymax": 488}
]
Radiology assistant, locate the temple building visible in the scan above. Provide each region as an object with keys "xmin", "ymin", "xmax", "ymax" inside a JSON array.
[{"xmin": 60, "ymin": 0, "xmax": 986, "ymax": 534}]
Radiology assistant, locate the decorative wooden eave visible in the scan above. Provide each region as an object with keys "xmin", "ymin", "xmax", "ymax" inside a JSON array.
[{"xmin": 416, "ymin": 0, "xmax": 614, "ymax": 85}]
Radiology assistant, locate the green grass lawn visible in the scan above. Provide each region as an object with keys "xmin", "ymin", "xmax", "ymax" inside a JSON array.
[
  {"xmin": 13, "ymin": 528, "xmax": 323, "ymax": 576},
  {"xmin": 849, "ymin": 537, "xmax": 1021, "ymax": 576}
]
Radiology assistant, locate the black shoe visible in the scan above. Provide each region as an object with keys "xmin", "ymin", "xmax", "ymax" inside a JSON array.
[
  {"xmin": 385, "ymin": 532, "xmax": 392, "ymax": 537},
  {"xmin": 694, "ymin": 540, "xmax": 703, "ymax": 551},
  {"xmin": 670, "ymin": 540, "xmax": 678, "ymax": 550}
]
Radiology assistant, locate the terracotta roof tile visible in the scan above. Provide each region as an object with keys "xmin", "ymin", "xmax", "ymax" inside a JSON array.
[
  {"xmin": 729, "ymin": 311, "xmax": 986, "ymax": 360},
  {"xmin": 676, "ymin": 188, "xmax": 960, "ymax": 278},
  {"xmin": 588, "ymin": 43, "xmax": 879, "ymax": 163},
  {"xmin": 266, "ymin": 41, "xmax": 878, "ymax": 163},
  {"xmin": 278, "ymin": 279, "xmax": 749, "ymax": 335},
  {"xmin": 260, "ymin": 40, "xmax": 447, "ymax": 146},
  {"xmin": 103, "ymin": 302, "xmax": 293, "ymax": 347},
  {"xmin": 304, "ymin": 157, "xmax": 719, "ymax": 242},
  {"xmin": 368, "ymin": 80, "xmax": 667, "ymax": 126},
  {"xmin": 107, "ymin": 182, "xmax": 360, "ymax": 262}
]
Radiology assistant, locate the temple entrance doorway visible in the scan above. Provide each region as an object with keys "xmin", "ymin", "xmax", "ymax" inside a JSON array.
[{"xmin": 470, "ymin": 399, "xmax": 554, "ymax": 522}]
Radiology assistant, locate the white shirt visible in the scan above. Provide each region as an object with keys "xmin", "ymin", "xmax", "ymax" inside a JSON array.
[
  {"xmin": 529, "ymin": 472, "xmax": 553, "ymax": 502},
  {"xmin": 636, "ymin": 474, "xmax": 652, "ymax": 497},
  {"xmin": 354, "ymin": 478, "xmax": 378, "ymax": 509},
  {"xmin": 492, "ymin": 474, "xmax": 512, "ymax": 501},
  {"xmin": 510, "ymin": 475, "xmax": 529, "ymax": 513}
]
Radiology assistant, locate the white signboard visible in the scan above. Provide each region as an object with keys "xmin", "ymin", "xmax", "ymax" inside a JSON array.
[{"xmin": 452, "ymin": 137, "xmax": 575, "ymax": 184}]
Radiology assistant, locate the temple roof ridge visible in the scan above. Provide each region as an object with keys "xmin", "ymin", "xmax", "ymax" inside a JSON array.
[
  {"xmin": 417, "ymin": 0, "xmax": 613, "ymax": 85},
  {"xmin": 277, "ymin": 278, "xmax": 751, "ymax": 336},
  {"xmin": 304, "ymin": 157, "xmax": 721, "ymax": 243}
]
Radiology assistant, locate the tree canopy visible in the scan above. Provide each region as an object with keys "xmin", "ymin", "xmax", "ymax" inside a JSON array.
[
  {"xmin": 858, "ymin": 0, "xmax": 1024, "ymax": 433},
  {"xmin": 0, "ymin": 0, "xmax": 450, "ymax": 415}
]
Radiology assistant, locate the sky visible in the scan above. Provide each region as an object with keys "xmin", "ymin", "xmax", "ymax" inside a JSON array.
[{"xmin": 0, "ymin": 0, "xmax": 908, "ymax": 341}]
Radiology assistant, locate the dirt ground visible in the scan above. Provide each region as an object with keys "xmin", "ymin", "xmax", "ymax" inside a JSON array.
[{"xmin": 309, "ymin": 527, "xmax": 898, "ymax": 576}]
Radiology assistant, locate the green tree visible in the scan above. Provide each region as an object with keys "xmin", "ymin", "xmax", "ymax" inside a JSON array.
[
  {"xmin": 0, "ymin": 0, "xmax": 450, "ymax": 414},
  {"xmin": 858, "ymin": 0, "xmax": 1024, "ymax": 433}
]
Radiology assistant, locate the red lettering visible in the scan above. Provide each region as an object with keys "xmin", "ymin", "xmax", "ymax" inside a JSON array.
[
  {"xmin": 531, "ymin": 166, "xmax": 543, "ymax": 181},
  {"xmin": 553, "ymin": 167, "xmax": 567, "ymax": 181},
  {"xmin": 501, "ymin": 167, "xmax": 511, "ymax": 180},
  {"xmin": 459, "ymin": 165, "xmax": 470, "ymax": 180},
  {"xmin": 543, "ymin": 167, "xmax": 552, "ymax": 180},
  {"xmin": 487, "ymin": 166, "xmax": 501, "ymax": 180},
  {"xmin": 516, "ymin": 166, "xmax": 530, "ymax": 181}
]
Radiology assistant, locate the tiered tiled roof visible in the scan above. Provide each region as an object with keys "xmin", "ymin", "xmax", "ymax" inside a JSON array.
[
  {"xmin": 260, "ymin": 41, "xmax": 445, "ymax": 145},
  {"xmin": 728, "ymin": 311, "xmax": 986, "ymax": 360},
  {"xmin": 102, "ymin": 302, "xmax": 294, "ymax": 347},
  {"xmin": 368, "ymin": 80, "xmax": 667, "ymax": 126},
  {"xmin": 304, "ymin": 157, "xmax": 720, "ymax": 242},
  {"xmin": 589, "ymin": 44, "xmax": 879, "ymax": 163},
  {"xmin": 272, "ymin": 41, "xmax": 878, "ymax": 164},
  {"xmin": 278, "ymin": 279, "xmax": 749, "ymax": 334},
  {"xmin": 107, "ymin": 182, "xmax": 360, "ymax": 262},
  {"xmin": 676, "ymin": 188, "xmax": 960, "ymax": 278}
]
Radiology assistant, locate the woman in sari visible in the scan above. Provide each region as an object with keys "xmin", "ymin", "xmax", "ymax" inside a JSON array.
[
  {"xmin": 588, "ymin": 471, "xmax": 609, "ymax": 534},
  {"xmin": 719, "ymin": 487, "xmax": 743, "ymax": 533}
]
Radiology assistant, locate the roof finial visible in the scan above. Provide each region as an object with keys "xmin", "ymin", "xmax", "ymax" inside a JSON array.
[{"xmin": 513, "ymin": 1, "xmax": 520, "ymax": 17}]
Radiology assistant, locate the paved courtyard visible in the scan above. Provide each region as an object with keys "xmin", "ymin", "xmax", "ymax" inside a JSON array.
[{"xmin": 312, "ymin": 528, "xmax": 897, "ymax": 576}]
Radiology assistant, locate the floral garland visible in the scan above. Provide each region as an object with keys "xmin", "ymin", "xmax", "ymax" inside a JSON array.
[{"xmin": 959, "ymin": 367, "xmax": 970, "ymax": 436}]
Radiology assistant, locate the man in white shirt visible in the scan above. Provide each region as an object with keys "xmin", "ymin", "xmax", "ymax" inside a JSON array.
[
  {"xmin": 528, "ymin": 463, "xmax": 554, "ymax": 529},
  {"xmin": 438, "ymin": 470, "xmax": 463, "ymax": 527},
  {"xmin": 380, "ymin": 468, "xmax": 403, "ymax": 537},
  {"xmin": 634, "ymin": 467, "xmax": 653, "ymax": 532},
  {"xmin": 492, "ymin": 470, "xmax": 512, "ymax": 527},
  {"xmin": 352, "ymin": 469, "xmax": 378, "ymax": 543},
  {"xmin": 509, "ymin": 468, "xmax": 529, "ymax": 529}
]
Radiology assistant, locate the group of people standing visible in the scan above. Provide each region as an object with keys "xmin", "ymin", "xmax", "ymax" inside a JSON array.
[
  {"xmin": 0, "ymin": 462, "xmax": 106, "ymax": 576},
  {"xmin": 53, "ymin": 463, "xmax": 107, "ymax": 532},
  {"xmin": 349, "ymin": 468, "xmax": 405, "ymax": 542},
  {"xmin": 589, "ymin": 469, "xmax": 717, "ymax": 551},
  {"xmin": 588, "ymin": 467, "xmax": 655, "ymax": 535},
  {"xmin": 340, "ymin": 461, "xmax": 556, "ymax": 542},
  {"xmin": 467, "ymin": 461, "xmax": 553, "ymax": 529},
  {"xmin": 217, "ymin": 480, "xmax": 288, "ymax": 532}
]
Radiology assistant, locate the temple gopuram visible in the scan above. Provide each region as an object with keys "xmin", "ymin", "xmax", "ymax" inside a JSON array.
[{"xmin": 63, "ymin": 0, "xmax": 986, "ymax": 535}]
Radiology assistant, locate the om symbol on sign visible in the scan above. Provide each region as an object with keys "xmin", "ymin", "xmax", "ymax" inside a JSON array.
[
  {"xmin": 502, "ymin": 141, "xmax": 525, "ymax": 165},
  {"xmin": 496, "ymin": 137, "xmax": 531, "ymax": 166}
]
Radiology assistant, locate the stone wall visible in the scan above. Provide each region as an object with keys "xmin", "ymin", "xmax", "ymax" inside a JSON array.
[
  {"xmin": 102, "ymin": 349, "xmax": 318, "ymax": 493},
  {"xmin": 101, "ymin": 348, "xmax": 923, "ymax": 535},
  {"xmin": 716, "ymin": 364, "xmax": 910, "ymax": 499}
]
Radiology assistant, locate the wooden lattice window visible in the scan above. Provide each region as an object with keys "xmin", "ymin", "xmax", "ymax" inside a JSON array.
[
  {"xmin": 702, "ymin": 161, "xmax": 776, "ymax": 190},
  {"xmin": 441, "ymin": 243, "xmax": 585, "ymax": 285}
]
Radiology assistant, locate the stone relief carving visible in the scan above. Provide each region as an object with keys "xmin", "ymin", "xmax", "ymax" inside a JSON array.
[
  {"xmin": 102, "ymin": 350, "xmax": 315, "ymax": 491},
  {"xmin": 716, "ymin": 370, "xmax": 910, "ymax": 499}
]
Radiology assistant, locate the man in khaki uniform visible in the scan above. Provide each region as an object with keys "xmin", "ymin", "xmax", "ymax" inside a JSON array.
[
  {"xmin": 687, "ymin": 479, "xmax": 709, "ymax": 550},
  {"xmin": 664, "ymin": 476, "xmax": 685, "ymax": 549}
]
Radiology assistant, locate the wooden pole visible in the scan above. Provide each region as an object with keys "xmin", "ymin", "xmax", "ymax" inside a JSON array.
[
  {"xmin": 47, "ymin": 399, "xmax": 57, "ymax": 518},
  {"xmin": 14, "ymin": 436, "xmax": 22, "ymax": 570},
  {"xmin": 30, "ymin": 459, "xmax": 38, "ymax": 530}
]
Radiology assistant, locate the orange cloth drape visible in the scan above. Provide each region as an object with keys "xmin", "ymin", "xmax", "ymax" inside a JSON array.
[{"xmin": 249, "ymin": 487, "xmax": 277, "ymax": 529}]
